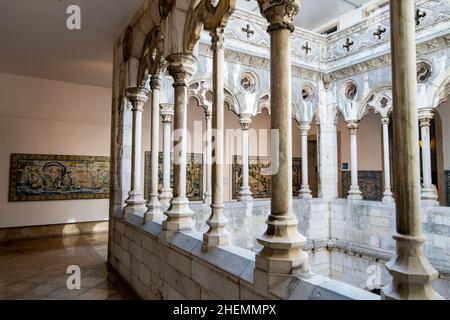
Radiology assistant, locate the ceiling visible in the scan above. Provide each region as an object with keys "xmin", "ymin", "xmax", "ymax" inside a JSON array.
[
  {"xmin": 0, "ymin": 0, "xmax": 143, "ymax": 88},
  {"xmin": 0, "ymin": 0, "xmax": 371, "ymax": 89},
  {"xmin": 237, "ymin": 0, "xmax": 372, "ymax": 30}
]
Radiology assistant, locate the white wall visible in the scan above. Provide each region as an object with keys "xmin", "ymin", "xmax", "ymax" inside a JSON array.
[{"xmin": 0, "ymin": 73, "xmax": 111, "ymax": 228}]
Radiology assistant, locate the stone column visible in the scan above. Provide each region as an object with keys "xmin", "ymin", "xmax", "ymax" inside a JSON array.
[
  {"xmin": 203, "ymin": 28, "xmax": 230, "ymax": 247},
  {"xmin": 299, "ymin": 122, "xmax": 312, "ymax": 199},
  {"xmin": 237, "ymin": 115, "xmax": 253, "ymax": 203},
  {"xmin": 123, "ymin": 87, "xmax": 149, "ymax": 218},
  {"xmin": 144, "ymin": 75, "xmax": 163, "ymax": 223},
  {"xmin": 255, "ymin": 0, "xmax": 309, "ymax": 277},
  {"xmin": 159, "ymin": 103, "xmax": 174, "ymax": 208},
  {"xmin": 347, "ymin": 120, "xmax": 362, "ymax": 200},
  {"xmin": 381, "ymin": 117, "xmax": 394, "ymax": 203},
  {"xmin": 203, "ymin": 109, "xmax": 213, "ymax": 204},
  {"xmin": 419, "ymin": 110, "xmax": 438, "ymax": 203},
  {"xmin": 162, "ymin": 53, "xmax": 197, "ymax": 238},
  {"xmin": 382, "ymin": 0, "xmax": 442, "ymax": 300}
]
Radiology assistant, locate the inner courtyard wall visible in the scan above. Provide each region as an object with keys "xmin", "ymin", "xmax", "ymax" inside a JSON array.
[{"xmin": 0, "ymin": 72, "xmax": 111, "ymax": 229}]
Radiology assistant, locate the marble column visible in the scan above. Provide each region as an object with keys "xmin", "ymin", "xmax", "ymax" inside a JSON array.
[
  {"xmin": 299, "ymin": 122, "xmax": 312, "ymax": 199},
  {"xmin": 162, "ymin": 53, "xmax": 197, "ymax": 238},
  {"xmin": 159, "ymin": 103, "xmax": 174, "ymax": 208},
  {"xmin": 255, "ymin": 0, "xmax": 309, "ymax": 276},
  {"xmin": 144, "ymin": 75, "xmax": 163, "ymax": 223},
  {"xmin": 203, "ymin": 28, "xmax": 230, "ymax": 247},
  {"xmin": 237, "ymin": 115, "xmax": 253, "ymax": 203},
  {"xmin": 203, "ymin": 109, "xmax": 213, "ymax": 204},
  {"xmin": 419, "ymin": 110, "xmax": 438, "ymax": 203},
  {"xmin": 381, "ymin": 117, "xmax": 394, "ymax": 203},
  {"xmin": 382, "ymin": 0, "xmax": 442, "ymax": 300},
  {"xmin": 123, "ymin": 87, "xmax": 149, "ymax": 218},
  {"xmin": 347, "ymin": 121, "xmax": 362, "ymax": 200}
]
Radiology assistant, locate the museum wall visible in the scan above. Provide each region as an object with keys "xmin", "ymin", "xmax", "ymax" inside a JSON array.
[{"xmin": 0, "ymin": 72, "xmax": 111, "ymax": 228}]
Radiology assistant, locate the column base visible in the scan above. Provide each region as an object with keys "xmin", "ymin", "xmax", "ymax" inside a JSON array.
[
  {"xmin": 382, "ymin": 191, "xmax": 394, "ymax": 203},
  {"xmin": 237, "ymin": 187, "xmax": 253, "ymax": 203},
  {"xmin": 299, "ymin": 186, "xmax": 312, "ymax": 199},
  {"xmin": 161, "ymin": 197, "xmax": 194, "ymax": 240},
  {"xmin": 123, "ymin": 193, "xmax": 147, "ymax": 219},
  {"xmin": 159, "ymin": 189, "xmax": 173, "ymax": 207},
  {"xmin": 256, "ymin": 214, "xmax": 309, "ymax": 275},
  {"xmin": 381, "ymin": 233, "xmax": 443, "ymax": 300},
  {"xmin": 203, "ymin": 189, "xmax": 212, "ymax": 205},
  {"xmin": 348, "ymin": 187, "xmax": 363, "ymax": 200},
  {"xmin": 143, "ymin": 194, "xmax": 164, "ymax": 224},
  {"xmin": 421, "ymin": 188, "xmax": 438, "ymax": 205},
  {"xmin": 203, "ymin": 204, "xmax": 230, "ymax": 247}
]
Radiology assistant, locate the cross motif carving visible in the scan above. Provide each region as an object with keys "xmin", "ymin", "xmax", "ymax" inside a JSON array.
[
  {"xmin": 343, "ymin": 38, "xmax": 354, "ymax": 52},
  {"xmin": 302, "ymin": 41, "xmax": 311, "ymax": 55},
  {"xmin": 373, "ymin": 26, "xmax": 386, "ymax": 40},
  {"xmin": 416, "ymin": 9, "xmax": 426, "ymax": 26},
  {"xmin": 242, "ymin": 24, "xmax": 255, "ymax": 38}
]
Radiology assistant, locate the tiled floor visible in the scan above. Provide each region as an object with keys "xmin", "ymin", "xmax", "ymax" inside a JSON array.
[{"xmin": 0, "ymin": 233, "xmax": 137, "ymax": 300}]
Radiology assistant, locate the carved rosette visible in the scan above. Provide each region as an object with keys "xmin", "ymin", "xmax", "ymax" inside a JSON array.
[
  {"xmin": 160, "ymin": 103, "xmax": 174, "ymax": 123},
  {"xmin": 347, "ymin": 121, "xmax": 359, "ymax": 135},
  {"xmin": 126, "ymin": 87, "xmax": 150, "ymax": 112},
  {"xmin": 257, "ymin": 0, "xmax": 301, "ymax": 32}
]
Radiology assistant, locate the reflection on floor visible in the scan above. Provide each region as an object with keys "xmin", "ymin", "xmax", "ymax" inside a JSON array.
[{"xmin": 0, "ymin": 233, "xmax": 137, "ymax": 300}]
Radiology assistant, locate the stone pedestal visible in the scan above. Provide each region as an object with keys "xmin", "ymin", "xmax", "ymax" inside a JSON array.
[
  {"xmin": 382, "ymin": 0, "xmax": 442, "ymax": 300},
  {"xmin": 123, "ymin": 87, "xmax": 149, "ymax": 218}
]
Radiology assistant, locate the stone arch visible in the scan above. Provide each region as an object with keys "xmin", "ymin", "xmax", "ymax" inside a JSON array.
[
  {"xmin": 360, "ymin": 86, "xmax": 393, "ymax": 120},
  {"xmin": 431, "ymin": 69, "xmax": 450, "ymax": 110}
]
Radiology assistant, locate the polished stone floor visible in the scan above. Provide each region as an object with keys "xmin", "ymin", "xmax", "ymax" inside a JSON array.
[{"xmin": 0, "ymin": 233, "xmax": 137, "ymax": 300}]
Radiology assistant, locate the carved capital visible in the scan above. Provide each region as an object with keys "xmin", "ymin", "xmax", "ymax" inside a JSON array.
[
  {"xmin": 150, "ymin": 75, "xmax": 161, "ymax": 90},
  {"xmin": 381, "ymin": 117, "xmax": 390, "ymax": 126},
  {"xmin": 240, "ymin": 114, "xmax": 252, "ymax": 130},
  {"xmin": 160, "ymin": 103, "xmax": 174, "ymax": 123},
  {"xmin": 257, "ymin": 0, "xmax": 301, "ymax": 32},
  {"xmin": 418, "ymin": 108, "xmax": 434, "ymax": 127},
  {"xmin": 126, "ymin": 87, "xmax": 149, "ymax": 112},
  {"xmin": 299, "ymin": 122, "xmax": 311, "ymax": 136},
  {"xmin": 166, "ymin": 53, "xmax": 197, "ymax": 87},
  {"xmin": 205, "ymin": 109, "xmax": 212, "ymax": 120},
  {"xmin": 347, "ymin": 120, "xmax": 359, "ymax": 135},
  {"xmin": 210, "ymin": 27, "xmax": 225, "ymax": 52}
]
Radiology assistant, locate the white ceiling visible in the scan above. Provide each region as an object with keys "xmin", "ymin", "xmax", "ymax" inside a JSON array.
[
  {"xmin": 0, "ymin": 0, "xmax": 370, "ymax": 89},
  {"xmin": 0, "ymin": 0, "xmax": 143, "ymax": 88},
  {"xmin": 237, "ymin": 0, "xmax": 371, "ymax": 30}
]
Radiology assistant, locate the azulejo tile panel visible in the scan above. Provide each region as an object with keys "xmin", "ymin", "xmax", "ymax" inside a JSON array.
[
  {"xmin": 9, "ymin": 153, "xmax": 110, "ymax": 201},
  {"xmin": 341, "ymin": 171, "xmax": 383, "ymax": 201},
  {"xmin": 144, "ymin": 152, "xmax": 203, "ymax": 201},
  {"xmin": 232, "ymin": 155, "xmax": 302, "ymax": 199}
]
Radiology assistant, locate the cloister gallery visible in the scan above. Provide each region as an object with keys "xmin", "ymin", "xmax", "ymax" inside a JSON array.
[{"xmin": 1, "ymin": 0, "xmax": 450, "ymax": 301}]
